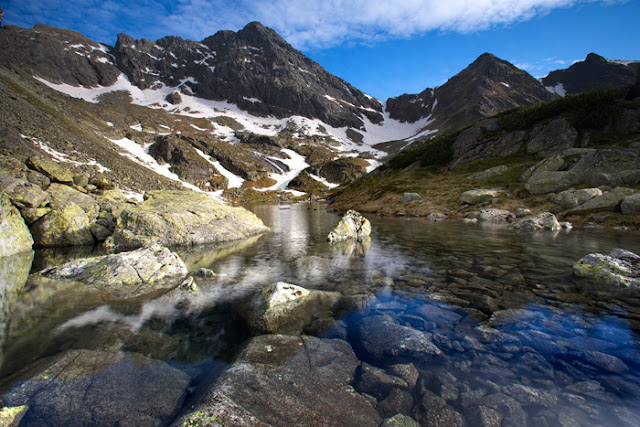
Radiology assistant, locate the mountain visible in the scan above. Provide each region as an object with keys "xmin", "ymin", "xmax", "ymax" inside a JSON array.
[
  {"xmin": 541, "ymin": 53, "xmax": 639, "ymax": 96},
  {"xmin": 385, "ymin": 53, "xmax": 557, "ymax": 138}
]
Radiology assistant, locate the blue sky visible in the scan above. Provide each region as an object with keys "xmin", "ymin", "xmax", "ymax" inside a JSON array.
[{"xmin": 2, "ymin": 0, "xmax": 638, "ymax": 100}]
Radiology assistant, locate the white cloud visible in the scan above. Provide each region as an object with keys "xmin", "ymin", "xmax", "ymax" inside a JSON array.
[{"xmin": 162, "ymin": 0, "xmax": 624, "ymax": 49}]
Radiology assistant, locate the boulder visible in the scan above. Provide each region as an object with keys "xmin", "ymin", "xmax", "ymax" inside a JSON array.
[
  {"xmin": 1, "ymin": 349, "xmax": 190, "ymax": 426},
  {"xmin": 508, "ymin": 212, "xmax": 561, "ymax": 231},
  {"xmin": 30, "ymin": 205, "xmax": 94, "ymax": 247},
  {"xmin": 0, "ymin": 193, "xmax": 34, "ymax": 256},
  {"xmin": 525, "ymin": 171, "xmax": 578, "ymax": 195},
  {"xmin": 35, "ymin": 243, "xmax": 187, "ymax": 299},
  {"xmin": 242, "ymin": 282, "xmax": 343, "ymax": 335},
  {"xmin": 382, "ymin": 414, "xmax": 420, "ymax": 427},
  {"xmin": 357, "ymin": 314, "xmax": 442, "ymax": 362},
  {"xmin": 478, "ymin": 209, "xmax": 513, "ymax": 223},
  {"xmin": 459, "ymin": 189, "xmax": 501, "ymax": 205},
  {"xmin": 317, "ymin": 157, "xmax": 369, "ymax": 184},
  {"xmin": 46, "ymin": 183, "xmax": 98, "ymax": 218},
  {"xmin": 25, "ymin": 155, "xmax": 74, "ymax": 184},
  {"xmin": 175, "ymin": 335, "xmax": 382, "ymax": 427},
  {"xmin": 569, "ymin": 187, "xmax": 636, "ymax": 214},
  {"xmin": 402, "ymin": 192, "xmax": 422, "ymax": 204},
  {"xmin": 105, "ymin": 190, "xmax": 268, "ymax": 249},
  {"xmin": 573, "ymin": 248, "xmax": 640, "ymax": 287},
  {"xmin": 0, "ymin": 177, "xmax": 49, "ymax": 209},
  {"xmin": 328, "ymin": 209, "xmax": 371, "ymax": 243},
  {"xmin": 468, "ymin": 165, "xmax": 508, "ymax": 180},
  {"xmin": 621, "ymin": 194, "xmax": 640, "ymax": 214},
  {"xmin": 552, "ymin": 188, "xmax": 603, "ymax": 210}
]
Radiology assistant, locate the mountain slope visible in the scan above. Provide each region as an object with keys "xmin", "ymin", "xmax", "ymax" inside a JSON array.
[
  {"xmin": 541, "ymin": 53, "xmax": 638, "ymax": 96},
  {"xmin": 385, "ymin": 53, "xmax": 557, "ymax": 137}
]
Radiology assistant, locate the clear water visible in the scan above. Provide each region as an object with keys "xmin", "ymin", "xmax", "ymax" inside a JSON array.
[{"xmin": 2, "ymin": 203, "xmax": 640, "ymax": 425}]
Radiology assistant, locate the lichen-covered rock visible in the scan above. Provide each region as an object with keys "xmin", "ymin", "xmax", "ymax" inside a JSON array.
[
  {"xmin": 402, "ymin": 192, "xmax": 422, "ymax": 204},
  {"xmin": 328, "ymin": 209, "xmax": 371, "ymax": 243},
  {"xmin": 508, "ymin": 212, "xmax": 561, "ymax": 231},
  {"xmin": 0, "ymin": 177, "xmax": 50, "ymax": 209},
  {"xmin": 0, "ymin": 193, "xmax": 34, "ymax": 256},
  {"xmin": 621, "ymin": 193, "xmax": 640, "ymax": 214},
  {"xmin": 105, "ymin": 190, "xmax": 268, "ymax": 249},
  {"xmin": 0, "ymin": 405, "xmax": 28, "ymax": 426},
  {"xmin": 1, "ymin": 349, "xmax": 190, "ymax": 426},
  {"xmin": 46, "ymin": 183, "xmax": 98, "ymax": 218},
  {"xmin": 35, "ymin": 243, "xmax": 187, "ymax": 299},
  {"xmin": 242, "ymin": 282, "xmax": 343, "ymax": 335},
  {"xmin": 552, "ymin": 188, "xmax": 603, "ymax": 210},
  {"xmin": 573, "ymin": 248, "xmax": 640, "ymax": 287},
  {"xmin": 478, "ymin": 209, "xmax": 513, "ymax": 223},
  {"xmin": 459, "ymin": 189, "xmax": 501, "ymax": 205},
  {"xmin": 25, "ymin": 155, "xmax": 74, "ymax": 184},
  {"xmin": 175, "ymin": 335, "xmax": 382, "ymax": 427},
  {"xmin": 382, "ymin": 414, "xmax": 420, "ymax": 427},
  {"xmin": 30, "ymin": 204, "xmax": 94, "ymax": 247},
  {"xmin": 569, "ymin": 187, "xmax": 636, "ymax": 214}
]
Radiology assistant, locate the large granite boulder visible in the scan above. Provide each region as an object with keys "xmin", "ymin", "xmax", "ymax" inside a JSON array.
[
  {"xmin": 0, "ymin": 193, "xmax": 34, "ymax": 256},
  {"xmin": 105, "ymin": 190, "xmax": 268, "ymax": 249},
  {"xmin": 242, "ymin": 282, "xmax": 343, "ymax": 335},
  {"xmin": 552, "ymin": 188, "xmax": 603, "ymax": 210},
  {"xmin": 0, "ymin": 177, "xmax": 50, "ymax": 209},
  {"xmin": 175, "ymin": 334, "xmax": 382, "ymax": 427},
  {"xmin": 0, "ymin": 349, "xmax": 190, "ymax": 426},
  {"xmin": 30, "ymin": 204, "xmax": 94, "ymax": 247},
  {"xmin": 328, "ymin": 209, "xmax": 371, "ymax": 243},
  {"xmin": 46, "ymin": 183, "xmax": 98, "ymax": 218},
  {"xmin": 569, "ymin": 187, "xmax": 636, "ymax": 214},
  {"xmin": 621, "ymin": 194, "xmax": 640, "ymax": 214},
  {"xmin": 508, "ymin": 212, "xmax": 561, "ymax": 231},
  {"xmin": 35, "ymin": 243, "xmax": 187, "ymax": 299},
  {"xmin": 574, "ymin": 248, "xmax": 640, "ymax": 287}
]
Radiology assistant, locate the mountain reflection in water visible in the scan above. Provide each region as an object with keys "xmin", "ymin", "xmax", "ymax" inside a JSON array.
[{"xmin": 1, "ymin": 202, "xmax": 640, "ymax": 426}]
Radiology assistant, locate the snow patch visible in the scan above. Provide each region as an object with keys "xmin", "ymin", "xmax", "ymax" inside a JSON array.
[
  {"xmin": 545, "ymin": 83, "xmax": 566, "ymax": 97},
  {"xmin": 309, "ymin": 173, "xmax": 339, "ymax": 189},
  {"xmin": 22, "ymin": 134, "xmax": 110, "ymax": 172}
]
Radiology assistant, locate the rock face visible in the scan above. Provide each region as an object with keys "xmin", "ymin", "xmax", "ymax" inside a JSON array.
[
  {"xmin": 328, "ymin": 209, "xmax": 371, "ymax": 243},
  {"xmin": 508, "ymin": 212, "xmax": 561, "ymax": 231},
  {"xmin": 176, "ymin": 335, "xmax": 382, "ymax": 427},
  {"xmin": 106, "ymin": 190, "xmax": 268, "ymax": 249},
  {"xmin": 1, "ymin": 349, "xmax": 190, "ymax": 426},
  {"xmin": 242, "ymin": 282, "xmax": 343, "ymax": 335},
  {"xmin": 574, "ymin": 248, "xmax": 640, "ymax": 287},
  {"xmin": 36, "ymin": 243, "xmax": 187, "ymax": 299},
  {"xmin": 0, "ymin": 193, "xmax": 34, "ymax": 256}
]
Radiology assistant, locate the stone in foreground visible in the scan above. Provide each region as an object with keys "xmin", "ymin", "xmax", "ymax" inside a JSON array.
[
  {"xmin": 573, "ymin": 248, "xmax": 640, "ymax": 287},
  {"xmin": 36, "ymin": 243, "xmax": 188, "ymax": 299},
  {"xmin": 0, "ymin": 193, "xmax": 34, "ymax": 257},
  {"xmin": 328, "ymin": 209, "xmax": 371, "ymax": 243},
  {"xmin": 1, "ymin": 349, "xmax": 189, "ymax": 426},
  {"xmin": 175, "ymin": 335, "xmax": 381, "ymax": 427},
  {"xmin": 105, "ymin": 190, "xmax": 268, "ymax": 249}
]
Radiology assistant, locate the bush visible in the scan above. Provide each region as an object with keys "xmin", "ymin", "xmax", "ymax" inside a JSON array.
[{"xmin": 386, "ymin": 132, "xmax": 456, "ymax": 170}]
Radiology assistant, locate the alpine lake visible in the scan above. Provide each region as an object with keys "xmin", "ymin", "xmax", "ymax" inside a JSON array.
[{"xmin": 2, "ymin": 202, "xmax": 640, "ymax": 426}]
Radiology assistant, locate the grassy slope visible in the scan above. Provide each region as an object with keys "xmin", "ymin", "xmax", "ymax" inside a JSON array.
[{"xmin": 329, "ymin": 90, "xmax": 640, "ymax": 228}]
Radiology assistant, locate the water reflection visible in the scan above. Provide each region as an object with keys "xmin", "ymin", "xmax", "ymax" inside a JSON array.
[{"xmin": 1, "ymin": 203, "xmax": 640, "ymax": 425}]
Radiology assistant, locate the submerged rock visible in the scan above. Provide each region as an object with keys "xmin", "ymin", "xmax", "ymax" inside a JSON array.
[
  {"xmin": 0, "ymin": 349, "xmax": 190, "ymax": 426},
  {"xmin": 0, "ymin": 193, "xmax": 34, "ymax": 256},
  {"xmin": 105, "ymin": 190, "xmax": 268, "ymax": 249},
  {"xmin": 328, "ymin": 209, "xmax": 371, "ymax": 243},
  {"xmin": 176, "ymin": 334, "xmax": 382, "ymax": 427},
  {"xmin": 35, "ymin": 243, "xmax": 188, "ymax": 299},
  {"xmin": 508, "ymin": 212, "xmax": 561, "ymax": 231},
  {"xmin": 573, "ymin": 248, "xmax": 640, "ymax": 287},
  {"xmin": 242, "ymin": 282, "xmax": 343, "ymax": 335}
]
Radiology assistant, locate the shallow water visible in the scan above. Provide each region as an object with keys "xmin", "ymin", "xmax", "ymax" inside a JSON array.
[{"xmin": 2, "ymin": 203, "xmax": 640, "ymax": 425}]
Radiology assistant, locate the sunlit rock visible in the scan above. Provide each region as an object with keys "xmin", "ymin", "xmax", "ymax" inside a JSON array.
[
  {"xmin": 328, "ymin": 209, "xmax": 371, "ymax": 243},
  {"xmin": 573, "ymin": 248, "xmax": 640, "ymax": 287},
  {"xmin": 105, "ymin": 190, "xmax": 268, "ymax": 249},
  {"xmin": 0, "ymin": 193, "xmax": 34, "ymax": 256},
  {"xmin": 30, "ymin": 204, "xmax": 94, "ymax": 247},
  {"xmin": 508, "ymin": 212, "xmax": 561, "ymax": 231},
  {"xmin": 35, "ymin": 243, "xmax": 188, "ymax": 299},
  {"xmin": 242, "ymin": 282, "xmax": 343, "ymax": 335},
  {"xmin": 459, "ymin": 189, "xmax": 501, "ymax": 205}
]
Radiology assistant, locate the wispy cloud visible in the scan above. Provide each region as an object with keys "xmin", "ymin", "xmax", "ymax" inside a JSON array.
[{"xmin": 5, "ymin": 0, "xmax": 627, "ymax": 48}]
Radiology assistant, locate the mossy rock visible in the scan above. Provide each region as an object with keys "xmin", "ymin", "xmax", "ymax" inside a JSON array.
[
  {"xmin": 30, "ymin": 204, "xmax": 94, "ymax": 247},
  {"xmin": 0, "ymin": 192, "xmax": 34, "ymax": 256},
  {"xmin": 26, "ymin": 155, "xmax": 74, "ymax": 184}
]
